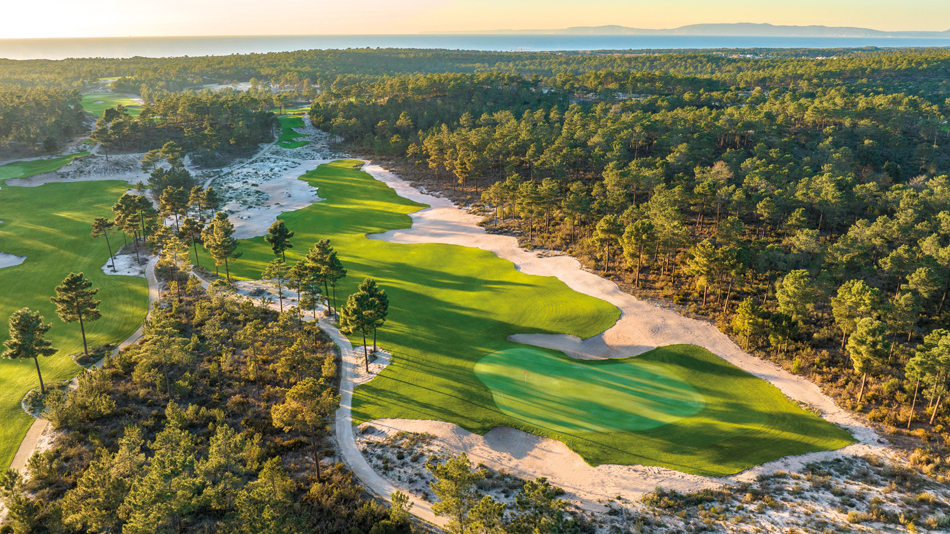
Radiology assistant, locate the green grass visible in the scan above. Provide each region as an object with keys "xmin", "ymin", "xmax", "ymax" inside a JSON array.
[
  {"xmin": 0, "ymin": 153, "xmax": 90, "ymax": 185},
  {"xmin": 475, "ymin": 347, "xmax": 705, "ymax": 434},
  {"xmin": 0, "ymin": 176, "xmax": 148, "ymax": 467},
  {"xmin": 207, "ymin": 159, "xmax": 854, "ymax": 476},
  {"xmin": 80, "ymin": 94, "xmax": 142, "ymax": 119},
  {"xmin": 277, "ymin": 116, "xmax": 308, "ymax": 149}
]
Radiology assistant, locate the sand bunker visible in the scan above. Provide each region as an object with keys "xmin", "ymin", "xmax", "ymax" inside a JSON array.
[
  {"xmin": 357, "ymin": 162, "xmax": 889, "ymax": 498},
  {"xmin": 0, "ymin": 252, "xmax": 26, "ymax": 269}
]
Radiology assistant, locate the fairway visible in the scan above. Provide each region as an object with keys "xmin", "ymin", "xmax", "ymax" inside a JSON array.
[
  {"xmin": 0, "ymin": 153, "xmax": 90, "ymax": 183},
  {"xmin": 198, "ymin": 160, "xmax": 854, "ymax": 476},
  {"xmin": 277, "ymin": 116, "xmax": 308, "ymax": 148},
  {"xmin": 0, "ymin": 171, "xmax": 148, "ymax": 467},
  {"xmin": 80, "ymin": 94, "xmax": 142, "ymax": 118}
]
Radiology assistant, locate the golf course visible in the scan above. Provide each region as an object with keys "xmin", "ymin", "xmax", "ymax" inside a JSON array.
[
  {"xmin": 208, "ymin": 159, "xmax": 855, "ymax": 476},
  {"xmin": 0, "ymin": 156, "xmax": 148, "ymax": 467},
  {"xmin": 277, "ymin": 116, "xmax": 309, "ymax": 148},
  {"xmin": 79, "ymin": 94, "xmax": 142, "ymax": 118}
]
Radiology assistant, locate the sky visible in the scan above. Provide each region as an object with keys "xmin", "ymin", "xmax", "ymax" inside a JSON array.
[{"xmin": 2, "ymin": 0, "xmax": 949, "ymax": 39}]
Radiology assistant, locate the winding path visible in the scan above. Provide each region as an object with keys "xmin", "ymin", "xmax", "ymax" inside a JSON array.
[{"xmin": 9, "ymin": 256, "xmax": 159, "ymax": 473}]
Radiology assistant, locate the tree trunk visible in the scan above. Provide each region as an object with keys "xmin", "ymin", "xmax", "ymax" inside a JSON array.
[
  {"xmin": 78, "ymin": 313, "xmax": 89, "ymax": 356},
  {"xmin": 105, "ymin": 233, "xmax": 116, "ymax": 272},
  {"xmin": 224, "ymin": 257, "xmax": 230, "ymax": 282},
  {"xmin": 857, "ymin": 373, "xmax": 867, "ymax": 402},
  {"xmin": 191, "ymin": 238, "xmax": 200, "ymax": 268},
  {"xmin": 930, "ymin": 394, "xmax": 943, "ymax": 426},
  {"xmin": 363, "ymin": 330, "xmax": 369, "ymax": 373},
  {"xmin": 332, "ymin": 284, "xmax": 338, "ymax": 317},
  {"xmin": 908, "ymin": 378, "xmax": 920, "ymax": 429},
  {"xmin": 635, "ymin": 252, "xmax": 642, "ymax": 288},
  {"xmin": 373, "ymin": 327, "xmax": 378, "ymax": 353},
  {"xmin": 722, "ymin": 277, "xmax": 735, "ymax": 313},
  {"xmin": 33, "ymin": 356, "xmax": 46, "ymax": 395}
]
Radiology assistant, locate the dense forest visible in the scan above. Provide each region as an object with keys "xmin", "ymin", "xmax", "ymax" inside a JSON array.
[
  {"xmin": 91, "ymin": 90, "xmax": 277, "ymax": 165},
  {"xmin": 306, "ymin": 49, "xmax": 950, "ymax": 446},
  {"xmin": 0, "ymin": 86, "xmax": 85, "ymax": 156}
]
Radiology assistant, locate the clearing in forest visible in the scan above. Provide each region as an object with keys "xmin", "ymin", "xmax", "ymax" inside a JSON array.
[
  {"xmin": 209, "ymin": 159, "xmax": 854, "ymax": 476},
  {"xmin": 277, "ymin": 116, "xmax": 308, "ymax": 148},
  {"xmin": 80, "ymin": 94, "xmax": 142, "ymax": 118},
  {"xmin": 0, "ymin": 165, "xmax": 148, "ymax": 467}
]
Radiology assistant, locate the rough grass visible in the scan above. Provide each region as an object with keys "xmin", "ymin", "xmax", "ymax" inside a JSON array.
[
  {"xmin": 197, "ymin": 160, "xmax": 854, "ymax": 475},
  {"xmin": 277, "ymin": 116, "xmax": 308, "ymax": 149},
  {"xmin": 80, "ymin": 94, "xmax": 141, "ymax": 119},
  {"xmin": 0, "ymin": 152, "xmax": 90, "ymax": 184},
  {"xmin": 0, "ymin": 178, "xmax": 148, "ymax": 467}
]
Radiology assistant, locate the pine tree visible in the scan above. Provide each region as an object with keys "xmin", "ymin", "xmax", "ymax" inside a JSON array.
[
  {"xmin": 2, "ymin": 308, "xmax": 57, "ymax": 394},
  {"xmin": 359, "ymin": 278, "xmax": 389, "ymax": 353},
  {"xmin": 847, "ymin": 317, "xmax": 890, "ymax": 402},
  {"xmin": 777, "ymin": 269, "xmax": 816, "ymax": 325},
  {"xmin": 50, "ymin": 272, "xmax": 101, "ymax": 357},
  {"xmin": 592, "ymin": 214, "xmax": 623, "ymax": 270},
  {"xmin": 179, "ymin": 217, "xmax": 204, "ymax": 269},
  {"xmin": 91, "ymin": 217, "xmax": 117, "ymax": 273},
  {"xmin": 261, "ymin": 258, "xmax": 289, "ymax": 313},
  {"xmin": 202, "ymin": 212, "xmax": 240, "ymax": 281},
  {"xmin": 264, "ymin": 220, "xmax": 295, "ymax": 261},
  {"xmin": 621, "ymin": 219, "xmax": 657, "ymax": 288},
  {"xmin": 426, "ymin": 453, "xmax": 483, "ymax": 534},
  {"xmin": 732, "ymin": 298, "xmax": 763, "ymax": 350},
  {"xmin": 340, "ymin": 290, "xmax": 375, "ymax": 372},
  {"xmin": 271, "ymin": 378, "xmax": 339, "ymax": 479}
]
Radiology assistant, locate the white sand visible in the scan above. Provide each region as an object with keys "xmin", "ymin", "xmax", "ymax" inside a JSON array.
[
  {"xmin": 102, "ymin": 251, "xmax": 149, "ymax": 277},
  {"xmin": 226, "ymin": 163, "xmax": 327, "ymax": 239},
  {"xmin": 0, "ymin": 252, "xmax": 26, "ymax": 269},
  {"xmin": 351, "ymin": 347, "xmax": 392, "ymax": 386},
  {"xmin": 5, "ymin": 153, "xmax": 148, "ymax": 188},
  {"xmin": 358, "ymin": 162, "xmax": 888, "ymax": 499}
]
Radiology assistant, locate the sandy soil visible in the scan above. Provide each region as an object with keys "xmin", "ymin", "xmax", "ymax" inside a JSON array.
[
  {"xmin": 0, "ymin": 252, "xmax": 26, "ymax": 269},
  {"xmin": 102, "ymin": 250, "xmax": 149, "ymax": 277},
  {"xmin": 351, "ymin": 348, "xmax": 392, "ymax": 386},
  {"xmin": 359, "ymin": 162, "xmax": 889, "ymax": 500},
  {"xmin": 5, "ymin": 153, "xmax": 148, "ymax": 188}
]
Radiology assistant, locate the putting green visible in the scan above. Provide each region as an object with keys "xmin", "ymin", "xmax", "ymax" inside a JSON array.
[
  {"xmin": 475, "ymin": 348, "xmax": 704, "ymax": 433},
  {"xmin": 194, "ymin": 160, "xmax": 854, "ymax": 476}
]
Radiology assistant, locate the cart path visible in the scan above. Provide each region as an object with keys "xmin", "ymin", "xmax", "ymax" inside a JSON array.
[{"xmin": 10, "ymin": 256, "xmax": 159, "ymax": 473}]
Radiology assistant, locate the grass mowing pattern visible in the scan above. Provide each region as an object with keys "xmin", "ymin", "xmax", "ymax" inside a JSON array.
[
  {"xmin": 0, "ymin": 153, "xmax": 90, "ymax": 184},
  {"xmin": 476, "ymin": 345, "xmax": 854, "ymax": 474},
  {"xmin": 0, "ymin": 175, "xmax": 148, "ymax": 467},
  {"xmin": 277, "ymin": 116, "xmax": 308, "ymax": 149},
  {"xmin": 475, "ymin": 347, "xmax": 705, "ymax": 434},
  {"xmin": 200, "ymin": 160, "xmax": 854, "ymax": 475},
  {"xmin": 80, "ymin": 94, "xmax": 141, "ymax": 118}
]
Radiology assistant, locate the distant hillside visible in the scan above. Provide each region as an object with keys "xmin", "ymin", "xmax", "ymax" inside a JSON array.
[{"xmin": 432, "ymin": 23, "xmax": 950, "ymax": 39}]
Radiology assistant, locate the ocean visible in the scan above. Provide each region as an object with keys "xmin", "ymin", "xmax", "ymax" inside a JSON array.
[{"xmin": 1, "ymin": 35, "xmax": 949, "ymax": 61}]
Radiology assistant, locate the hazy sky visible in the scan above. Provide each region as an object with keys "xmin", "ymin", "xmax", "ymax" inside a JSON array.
[{"xmin": 3, "ymin": 0, "xmax": 949, "ymax": 39}]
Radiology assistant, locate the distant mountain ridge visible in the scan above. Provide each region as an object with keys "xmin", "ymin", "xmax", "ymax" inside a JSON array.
[{"xmin": 430, "ymin": 23, "xmax": 950, "ymax": 39}]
